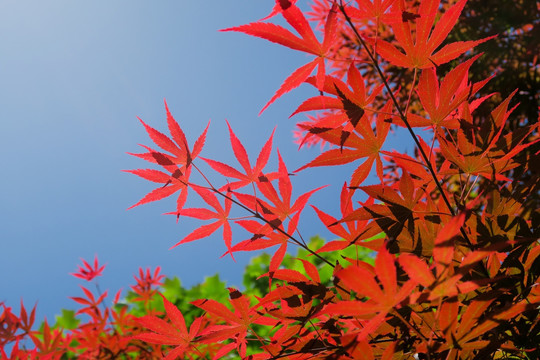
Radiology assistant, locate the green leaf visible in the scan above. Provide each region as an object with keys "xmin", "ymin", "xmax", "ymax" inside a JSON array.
[{"xmin": 54, "ymin": 309, "xmax": 80, "ymax": 330}]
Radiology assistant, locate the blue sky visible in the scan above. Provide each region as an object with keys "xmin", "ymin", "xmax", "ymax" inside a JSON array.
[{"xmin": 0, "ymin": 1, "xmax": 412, "ymax": 324}]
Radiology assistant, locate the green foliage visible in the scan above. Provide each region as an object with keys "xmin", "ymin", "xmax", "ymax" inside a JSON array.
[{"xmin": 54, "ymin": 309, "xmax": 79, "ymax": 331}]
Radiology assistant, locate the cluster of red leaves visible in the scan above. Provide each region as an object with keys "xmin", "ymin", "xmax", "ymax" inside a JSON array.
[
  {"xmin": 1, "ymin": 258, "xmax": 163, "ymax": 359},
  {"xmin": 124, "ymin": 0, "xmax": 539, "ymax": 358},
  {"xmin": 3, "ymin": 0, "xmax": 540, "ymax": 358},
  {"xmin": 1, "ymin": 258, "xmax": 235, "ymax": 359}
]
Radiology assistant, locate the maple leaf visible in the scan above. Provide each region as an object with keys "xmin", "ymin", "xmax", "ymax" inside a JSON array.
[
  {"xmin": 170, "ymin": 185, "xmax": 234, "ymax": 258},
  {"xmin": 135, "ymin": 294, "xmax": 203, "ymax": 360},
  {"xmin": 222, "ymin": 1, "xmax": 339, "ymax": 114},
  {"xmin": 381, "ymin": 134, "xmax": 447, "ymax": 194},
  {"xmin": 234, "ymin": 151, "xmax": 326, "ymax": 227},
  {"xmin": 130, "ymin": 267, "xmax": 165, "ymax": 306},
  {"xmin": 201, "ymin": 121, "xmax": 277, "ymax": 192},
  {"xmin": 264, "ymin": 212, "xmax": 302, "ymax": 279},
  {"xmin": 260, "ymin": 0, "xmax": 298, "ymax": 21},
  {"xmin": 70, "ymin": 255, "xmax": 105, "ymax": 282},
  {"xmin": 439, "ymin": 90, "xmax": 540, "ymax": 180},
  {"xmin": 314, "ymin": 183, "xmax": 384, "ymax": 253},
  {"xmin": 345, "ymin": 0, "xmax": 400, "ymax": 25},
  {"xmin": 18, "ymin": 301, "xmax": 36, "ymax": 336},
  {"xmin": 372, "ymin": 0, "xmax": 495, "ymax": 68},
  {"xmin": 405, "ymin": 54, "xmax": 492, "ymax": 129},
  {"xmin": 398, "ymin": 253, "xmax": 435, "ymax": 288},
  {"xmin": 257, "ymin": 281, "xmax": 327, "ymax": 337},
  {"xmin": 28, "ymin": 319, "xmax": 64, "ymax": 356},
  {"xmin": 222, "ymin": 154, "xmax": 324, "ymax": 272},
  {"xmin": 433, "ymin": 212, "xmax": 465, "ymax": 269},
  {"xmin": 339, "ymin": 170, "xmax": 445, "ymax": 256},
  {"xmin": 322, "ymin": 247, "xmax": 417, "ymax": 341},
  {"xmin": 260, "ymin": 152, "xmax": 325, "ymax": 219},
  {"xmin": 222, "ymin": 211, "xmax": 300, "ymax": 270},
  {"xmin": 126, "ymin": 101, "xmax": 209, "ymax": 214},
  {"xmin": 434, "ymin": 299, "xmax": 500, "ymax": 356},
  {"xmin": 193, "ymin": 288, "xmax": 278, "ymax": 358},
  {"xmin": 396, "ymin": 213, "xmax": 483, "ymax": 301},
  {"xmin": 296, "ymin": 101, "xmax": 392, "ymax": 188},
  {"xmin": 0, "ymin": 304, "xmax": 19, "ymax": 347},
  {"xmin": 131, "ymin": 100, "xmax": 206, "ymax": 169},
  {"xmin": 290, "ymin": 64, "xmax": 384, "ymax": 122},
  {"xmin": 426, "ymin": 212, "xmax": 483, "ymax": 300},
  {"xmin": 1, "ymin": 339, "xmax": 40, "ymax": 360},
  {"xmin": 70, "ymin": 285, "xmax": 108, "ymax": 318},
  {"xmin": 226, "ymin": 188, "xmax": 318, "ymax": 274},
  {"xmin": 125, "ymin": 166, "xmax": 192, "ymax": 212}
]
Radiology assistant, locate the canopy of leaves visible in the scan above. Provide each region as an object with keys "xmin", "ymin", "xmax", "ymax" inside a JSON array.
[{"xmin": 3, "ymin": 0, "xmax": 540, "ymax": 359}]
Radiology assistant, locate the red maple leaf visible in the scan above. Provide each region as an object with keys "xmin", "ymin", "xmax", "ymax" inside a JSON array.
[
  {"xmin": 405, "ymin": 54, "xmax": 492, "ymax": 129},
  {"xmin": 296, "ymin": 101, "xmax": 392, "ymax": 188},
  {"xmin": 18, "ymin": 301, "xmax": 36, "ymax": 337},
  {"xmin": 372, "ymin": 0, "xmax": 495, "ymax": 68},
  {"xmin": 260, "ymin": 0, "xmax": 298, "ymax": 21},
  {"xmin": 125, "ymin": 165, "xmax": 192, "ymax": 213},
  {"xmin": 313, "ymin": 183, "xmax": 384, "ymax": 253},
  {"xmin": 323, "ymin": 247, "xmax": 417, "ymax": 341},
  {"xmin": 350, "ymin": 0, "xmax": 398, "ymax": 22},
  {"xmin": 28, "ymin": 319, "xmax": 64, "ymax": 356},
  {"xmin": 126, "ymin": 101, "xmax": 209, "ymax": 214},
  {"xmin": 231, "ymin": 152, "xmax": 325, "ymax": 223},
  {"xmin": 439, "ymin": 90, "xmax": 539, "ymax": 181},
  {"xmin": 130, "ymin": 267, "xmax": 165, "ymax": 305},
  {"xmin": 135, "ymin": 294, "xmax": 203, "ymax": 360},
  {"xmin": 70, "ymin": 285, "xmax": 108, "ymax": 318},
  {"xmin": 193, "ymin": 288, "xmax": 277, "ymax": 358},
  {"xmin": 201, "ymin": 121, "xmax": 277, "ymax": 192},
  {"xmin": 70, "ymin": 255, "xmax": 105, "ymax": 282},
  {"xmin": 223, "ymin": 153, "xmax": 324, "ymax": 271},
  {"xmin": 290, "ymin": 64, "xmax": 384, "ymax": 120},
  {"xmin": 170, "ymin": 185, "xmax": 234, "ymax": 258},
  {"xmin": 338, "ymin": 170, "xmax": 444, "ymax": 256},
  {"xmin": 222, "ymin": 1, "xmax": 339, "ymax": 114}
]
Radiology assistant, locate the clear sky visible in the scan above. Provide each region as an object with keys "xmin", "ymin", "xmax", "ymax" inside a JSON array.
[{"xmin": 0, "ymin": 1, "xmax": 412, "ymax": 324}]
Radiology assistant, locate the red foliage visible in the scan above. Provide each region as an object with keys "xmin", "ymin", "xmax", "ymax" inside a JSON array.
[
  {"xmin": 70, "ymin": 256, "xmax": 106, "ymax": 282},
  {"xmin": 3, "ymin": 0, "xmax": 539, "ymax": 358}
]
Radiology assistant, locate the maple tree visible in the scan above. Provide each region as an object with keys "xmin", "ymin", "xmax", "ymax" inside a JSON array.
[{"xmin": 2, "ymin": 0, "xmax": 540, "ymax": 359}]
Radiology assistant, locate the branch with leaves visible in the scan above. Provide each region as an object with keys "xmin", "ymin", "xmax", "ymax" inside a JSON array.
[{"xmin": 3, "ymin": 0, "xmax": 539, "ymax": 359}]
